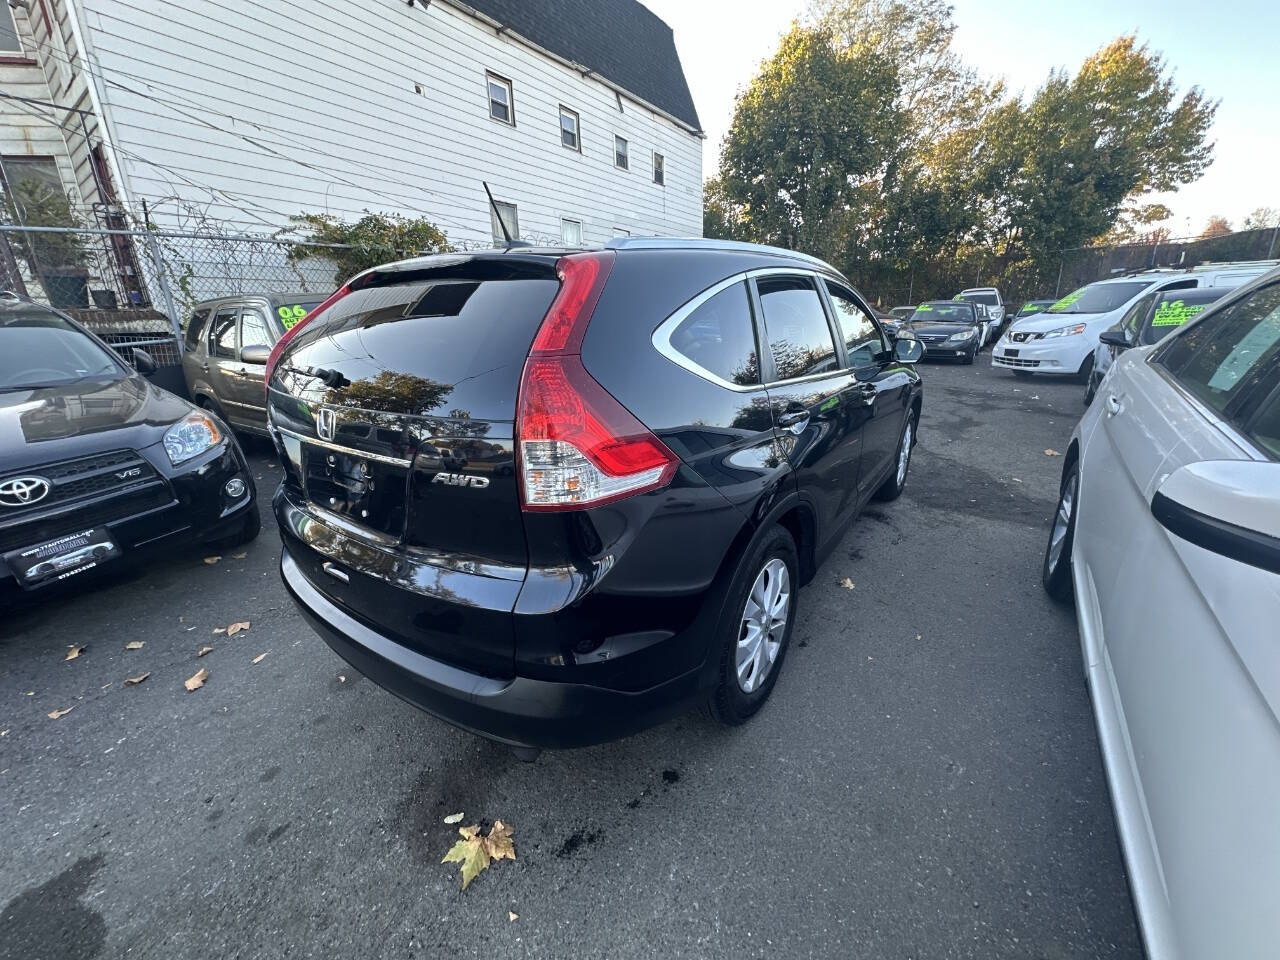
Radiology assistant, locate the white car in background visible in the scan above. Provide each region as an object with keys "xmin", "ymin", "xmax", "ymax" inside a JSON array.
[
  {"xmin": 1085, "ymin": 260, "xmax": 1279, "ymax": 404},
  {"xmin": 993, "ymin": 273, "xmax": 1203, "ymax": 381},
  {"xmin": 955, "ymin": 287, "xmax": 1005, "ymax": 342},
  {"xmin": 1042, "ymin": 268, "xmax": 1280, "ymax": 959}
]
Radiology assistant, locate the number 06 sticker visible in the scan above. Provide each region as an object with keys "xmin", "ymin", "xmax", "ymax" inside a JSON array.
[{"xmin": 278, "ymin": 304, "xmax": 309, "ymax": 329}]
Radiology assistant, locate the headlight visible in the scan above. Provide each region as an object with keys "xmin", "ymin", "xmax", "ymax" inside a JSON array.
[
  {"xmin": 1042, "ymin": 323, "xmax": 1087, "ymax": 339},
  {"xmin": 164, "ymin": 411, "xmax": 222, "ymax": 464},
  {"xmin": 948, "ymin": 328, "xmax": 977, "ymax": 342}
]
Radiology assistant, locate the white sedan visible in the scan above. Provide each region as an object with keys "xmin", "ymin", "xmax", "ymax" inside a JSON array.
[{"xmin": 1042, "ymin": 268, "xmax": 1280, "ymax": 959}]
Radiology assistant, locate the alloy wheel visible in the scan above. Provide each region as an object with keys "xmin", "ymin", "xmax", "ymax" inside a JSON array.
[
  {"xmin": 1047, "ymin": 473, "xmax": 1077, "ymax": 574},
  {"xmin": 896, "ymin": 420, "xmax": 913, "ymax": 486},
  {"xmin": 736, "ymin": 558, "xmax": 791, "ymax": 693}
]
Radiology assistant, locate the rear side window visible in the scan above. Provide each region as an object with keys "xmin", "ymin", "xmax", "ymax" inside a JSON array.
[
  {"xmin": 667, "ymin": 281, "xmax": 760, "ymax": 386},
  {"xmin": 210, "ymin": 310, "xmax": 238, "ymax": 359},
  {"xmin": 1246, "ymin": 378, "xmax": 1280, "ymax": 459},
  {"xmin": 240, "ymin": 309, "xmax": 272, "ymax": 349},
  {"xmin": 1156, "ymin": 281, "xmax": 1280, "ymax": 443},
  {"xmin": 756, "ymin": 276, "xmax": 838, "ymax": 381},
  {"xmin": 826, "ymin": 282, "xmax": 884, "ymax": 367},
  {"xmin": 185, "ymin": 308, "xmax": 210, "ymax": 348}
]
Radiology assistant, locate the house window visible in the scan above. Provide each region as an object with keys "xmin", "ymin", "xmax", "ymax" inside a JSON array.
[
  {"xmin": 653, "ymin": 152, "xmax": 665, "ymax": 186},
  {"xmin": 561, "ymin": 218, "xmax": 583, "ymax": 247},
  {"xmin": 559, "ymin": 107, "xmax": 580, "ymax": 151},
  {"xmin": 0, "ymin": 156, "xmax": 65, "ymax": 221},
  {"xmin": 614, "ymin": 136, "xmax": 629, "ymax": 170},
  {"xmin": 490, "ymin": 200, "xmax": 519, "ymax": 244},
  {"xmin": 486, "ymin": 72, "xmax": 514, "ymax": 125},
  {"xmin": 1, "ymin": 4, "xmax": 22, "ymax": 53}
]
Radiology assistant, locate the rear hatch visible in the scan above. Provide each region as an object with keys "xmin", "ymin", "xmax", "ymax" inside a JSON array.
[{"xmin": 269, "ymin": 255, "xmax": 561, "ymax": 676}]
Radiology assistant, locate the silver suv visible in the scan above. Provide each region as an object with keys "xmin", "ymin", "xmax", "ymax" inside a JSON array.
[{"xmin": 182, "ymin": 293, "xmax": 322, "ymax": 434}]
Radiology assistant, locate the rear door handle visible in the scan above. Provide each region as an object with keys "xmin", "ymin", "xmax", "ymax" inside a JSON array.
[
  {"xmin": 1106, "ymin": 394, "xmax": 1124, "ymax": 417},
  {"xmin": 778, "ymin": 409, "xmax": 810, "ymax": 434},
  {"xmin": 856, "ymin": 383, "xmax": 877, "ymax": 405}
]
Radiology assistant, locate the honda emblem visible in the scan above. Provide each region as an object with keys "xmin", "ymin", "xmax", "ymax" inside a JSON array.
[{"xmin": 316, "ymin": 406, "xmax": 336, "ymax": 442}]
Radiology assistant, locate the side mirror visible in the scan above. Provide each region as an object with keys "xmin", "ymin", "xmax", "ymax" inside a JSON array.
[
  {"xmin": 1099, "ymin": 328, "xmax": 1132, "ymax": 349},
  {"xmin": 130, "ymin": 347, "xmax": 157, "ymax": 375},
  {"xmin": 240, "ymin": 344, "xmax": 271, "ymax": 365},
  {"xmin": 893, "ymin": 336, "xmax": 924, "ymax": 365},
  {"xmin": 1151, "ymin": 460, "xmax": 1280, "ymax": 574}
]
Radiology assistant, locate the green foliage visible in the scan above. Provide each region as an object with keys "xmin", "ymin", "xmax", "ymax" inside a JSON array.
[
  {"xmin": 288, "ymin": 211, "xmax": 452, "ymax": 284},
  {"xmin": 4, "ymin": 179, "xmax": 88, "ymax": 271},
  {"xmin": 709, "ymin": 8, "xmax": 1221, "ymax": 305}
]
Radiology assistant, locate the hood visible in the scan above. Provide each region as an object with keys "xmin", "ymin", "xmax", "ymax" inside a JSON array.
[
  {"xmin": 0, "ymin": 375, "xmax": 194, "ymax": 470},
  {"xmin": 1008, "ymin": 310, "xmax": 1118, "ymax": 334},
  {"xmin": 907, "ymin": 321, "xmax": 979, "ymax": 338}
]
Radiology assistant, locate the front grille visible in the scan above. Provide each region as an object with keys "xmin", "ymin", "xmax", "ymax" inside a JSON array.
[
  {"xmin": 0, "ymin": 484, "xmax": 175, "ymax": 552},
  {"xmin": 917, "ymin": 334, "xmax": 948, "ymax": 344},
  {"xmin": 0, "ymin": 450, "xmax": 158, "ymax": 517},
  {"xmin": 1009, "ymin": 331, "xmax": 1044, "ymax": 343},
  {"xmin": 997, "ymin": 356, "xmax": 1041, "ymax": 368}
]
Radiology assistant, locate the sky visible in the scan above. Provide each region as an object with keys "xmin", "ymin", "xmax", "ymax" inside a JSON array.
[{"xmin": 640, "ymin": 0, "xmax": 1280, "ymax": 236}]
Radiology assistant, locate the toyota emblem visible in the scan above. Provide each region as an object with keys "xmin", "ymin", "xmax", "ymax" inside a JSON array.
[{"xmin": 0, "ymin": 476, "xmax": 51, "ymax": 507}]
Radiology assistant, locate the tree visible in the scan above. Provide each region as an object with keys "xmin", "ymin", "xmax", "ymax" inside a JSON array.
[
  {"xmin": 1242, "ymin": 207, "xmax": 1280, "ymax": 230},
  {"xmin": 716, "ymin": 24, "xmax": 903, "ymax": 255},
  {"xmin": 702, "ymin": 177, "xmax": 746, "ymax": 241},
  {"xmin": 1201, "ymin": 215, "xmax": 1232, "ymax": 238},
  {"xmin": 288, "ymin": 211, "xmax": 451, "ymax": 284}
]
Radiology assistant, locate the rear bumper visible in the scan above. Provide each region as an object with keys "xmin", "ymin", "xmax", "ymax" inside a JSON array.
[{"xmin": 281, "ymin": 550, "xmax": 704, "ymax": 748}]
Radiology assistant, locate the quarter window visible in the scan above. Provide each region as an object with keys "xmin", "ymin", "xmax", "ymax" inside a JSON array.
[
  {"xmin": 185, "ymin": 308, "xmax": 210, "ymax": 348},
  {"xmin": 559, "ymin": 107, "xmax": 580, "ymax": 151},
  {"xmin": 653, "ymin": 152, "xmax": 665, "ymax": 185},
  {"xmin": 826, "ymin": 283, "xmax": 884, "ymax": 367},
  {"xmin": 1156, "ymin": 281, "xmax": 1280, "ymax": 443},
  {"xmin": 667, "ymin": 281, "xmax": 760, "ymax": 386},
  {"xmin": 560, "ymin": 218, "xmax": 583, "ymax": 246},
  {"xmin": 756, "ymin": 276, "xmax": 838, "ymax": 381},
  {"xmin": 209, "ymin": 309, "xmax": 238, "ymax": 360},
  {"xmin": 486, "ymin": 73, "xmax": 514, "ymax": 125},
  {"xmin": 615, "ymin": 135, "xmax": 629, "ymax": 169}
]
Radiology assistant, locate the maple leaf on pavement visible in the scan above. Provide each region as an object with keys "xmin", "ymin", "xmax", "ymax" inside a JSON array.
[{"xmin": 442, "ymin": 821, "xmax": 516, "ymax": 890}]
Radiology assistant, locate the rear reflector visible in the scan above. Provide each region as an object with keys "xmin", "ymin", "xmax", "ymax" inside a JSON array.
[
  {"xmin": 264, "ymin": 283, "xmax": 351, "ymax": 394},
  {"xmin": 517, "ymin": 252, "xmax": 677, "ymax": 511}
]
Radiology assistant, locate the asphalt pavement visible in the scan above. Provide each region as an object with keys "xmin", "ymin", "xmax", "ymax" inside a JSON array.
[{"xmin": 0, "ymin": 355, "xmax": 1143, "ymax": 960}]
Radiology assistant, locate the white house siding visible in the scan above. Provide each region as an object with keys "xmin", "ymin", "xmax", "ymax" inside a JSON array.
[{"xmin": 72, "ymin": 0, "xmax": 703, "ymax": 246}]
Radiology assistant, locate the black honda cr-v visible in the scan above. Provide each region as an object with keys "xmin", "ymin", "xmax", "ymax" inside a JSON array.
[{"xmin": 268, "ymin": 238, "xmax": 923, "ymax": 753}]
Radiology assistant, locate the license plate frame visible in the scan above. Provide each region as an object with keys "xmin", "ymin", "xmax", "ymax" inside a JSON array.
[
  {"xmin": 5, "ymin": 527, "xmax": 120, "ymax": 588},
  {"xmin": 1003, "ymin": 348, "xmax": 1020, "ymax": 358}
]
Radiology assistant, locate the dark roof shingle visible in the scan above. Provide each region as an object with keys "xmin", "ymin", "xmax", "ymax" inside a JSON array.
[{"xmin": 456, "ymin": 0, "xmax": 701, "ymax": 132}]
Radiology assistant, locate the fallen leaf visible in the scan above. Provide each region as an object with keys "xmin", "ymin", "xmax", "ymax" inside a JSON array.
[
  {"xmin": 508, "ymin": 912, "xmax": 519, "ymax": 922},
  {"xmin": 442, "ymin": 820, "xmax": 516, "ymax": 890},
  {"xmin": 196, "ymin": 645, "xmax": 214, "ymax": 658},
  {"xmin": 64, "ymin": 645, "xmax": 85, "ymax": 661},
  {"xmin": 1044, "ymin": 449, "xmax": 1061, "ymax": 457},
  {"xmin": 227, "ymin": 621, "xmax": 251, "ymax": 637},
  {"xmin": 1012, "ymin": 477, "xmax": 1023, "ymax": 483},
  {"xmin": 124, "ymin": 641, "xmax": 145, "ymax": 651},
  {"xmin": 125, "ymin": 673, "xmax": 150, "ymax": 685},
  {"xmin": 47, "ymin": 707, "xmax": 74, "ymax": 719},
  {"xmin": 184, "ymin": 668, "xmax": 208, "ymax": 692},
  {"xmin": 338, "ymin": 675, "xmax": 346, "ymax": 683},
  {"xmin": 203, "ymin": 556, "xmax": 221, "ymax": 565},
  {"xmin": 232, "ymin": 552, "xmax": 247, "ymax": 559},
  {"xmin": 839, "ymin": 577, "xmax": 855, "ymax": 590},
  {"xmin": 212, "ymin": 627, "xmax": 227, "ymax": 635},
  {"xmin": 0, "ymin": 729, "xmax": 8, "ymax": 737},
  {"xmin": 443, "ymin": 812, "xmax": 464, "ymax": 825},
  {"xmin": 251, "ymin": 652, "xmax": 268, "ymax": 664}
]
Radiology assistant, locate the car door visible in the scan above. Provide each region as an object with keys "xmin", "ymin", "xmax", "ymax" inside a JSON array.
[
  {"xmin": 822, "ymin": 281, "xmax": 910, "ymax": 502},
  {"xmin": 1077, "ymin": 278, "xmax": 1280, "ymax": 958},
  {"xmin": 206, "ymin": 305, "xmax": 242, "ymax": 422},
  {"xmin": 752, "ymin": 271, "xmax": 863, "ymax": 550},
  {"xmin": 228, "ymin": 305, "xmax": 273, "ymax": 428}
]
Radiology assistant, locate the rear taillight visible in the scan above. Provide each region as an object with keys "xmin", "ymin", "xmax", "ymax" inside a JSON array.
[
  {"xmin": 517, "ymin": 252, "xmax": 677, "ymax": 511},
  {"xmin": 263, "ymin": 283, "xmax": 351, "ymax": 395}
]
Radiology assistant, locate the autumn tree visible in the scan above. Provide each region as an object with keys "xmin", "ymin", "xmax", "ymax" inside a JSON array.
[{"xmin": 1201, "ymin": 215, "xmax": 1233, "ymax": 238}]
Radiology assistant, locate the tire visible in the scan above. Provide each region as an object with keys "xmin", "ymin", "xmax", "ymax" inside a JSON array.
[
  {"xmin": 1042, "ymin": 461, "xmax": 1078, "ymax": 604},
  {"xmin": 709, "ymin": 525, "xmax": 799, "ymax": 726},
  {"xmin": 1083, "ymin": 371, "xmax": 1098, "ymax": 407},
  {"xmin": 1076, "ymin": 353, "xmax": 1095, "ymax": 386},
  {"xmin": 873, "ymin": 412, "xmax": 915, "ymax": 502},
  {"xmin": 963, "ymin": 344, "xmax": 976, "ymax": 365},
  {"xmin": 210, "ymin": 505, "xmax": 261, "ymax": 549}
]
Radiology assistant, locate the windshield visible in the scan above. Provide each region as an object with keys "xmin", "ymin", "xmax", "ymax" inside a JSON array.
[
  {"xmin": 958, "ymin": 292, "xmax": 999, "ymax": 307},
  {"xmin": 911, "ymin": 303, "xmax": 974, "ymax": 323},
  {"xmin": 1047, "ymin": 281, "xmax": 1151, "ymax": 315},
  {"xmin": 1019, "ymin": 301, "xmax": 1050, "ymax": 316},
  {"xmin": 0, "ymin": 313, "xmax": 124, "ymax": 390}
]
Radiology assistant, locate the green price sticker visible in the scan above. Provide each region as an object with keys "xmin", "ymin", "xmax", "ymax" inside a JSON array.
[
  {"xmin": 1151, "ymin": 300, "xmax": 1206, "ymax": 327},
  {"xmin": 917, "ymin": 303, "xmax": 934, "ymax": 312},
  {"xmin": 278, "ymin": 304, "xmax": 309, "ymax": 329},
  {"xmin": 953, "ymin": 295, "xmax": 964, "ymax": 301},
  {"xmin": 1049, "ymin": 290, "xmax": 1083, "ymax": 313}
]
